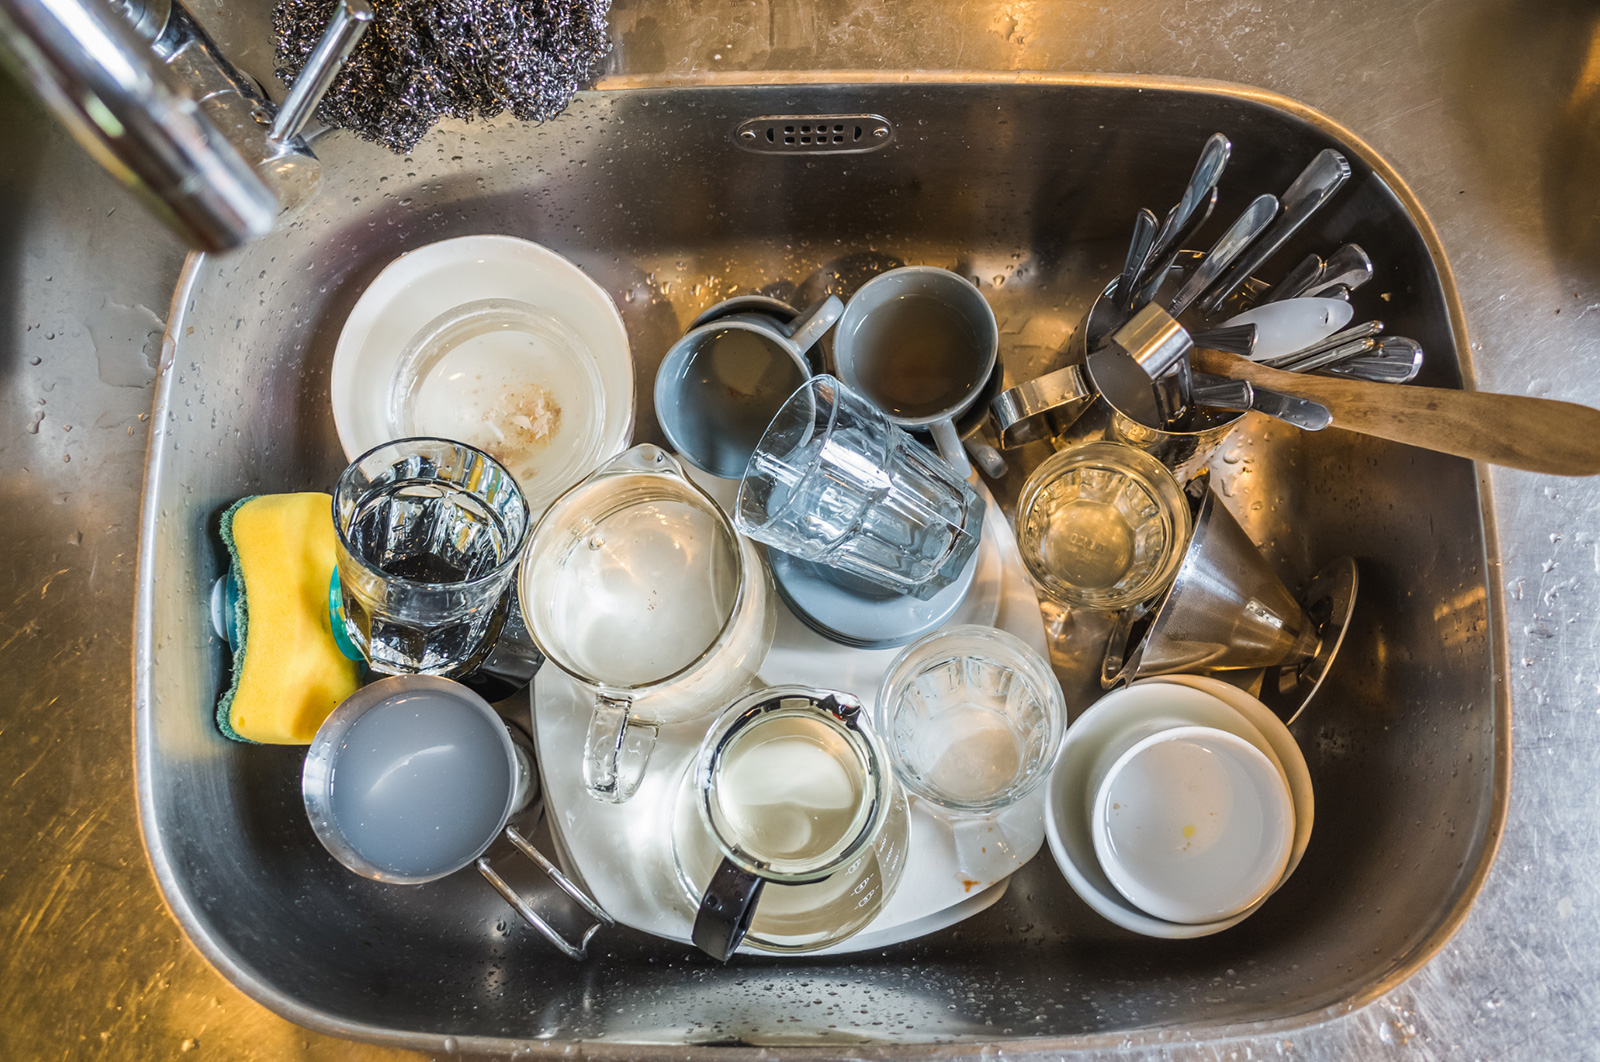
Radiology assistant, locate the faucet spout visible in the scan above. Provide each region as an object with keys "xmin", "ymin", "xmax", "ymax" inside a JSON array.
[
  {"xmin": 0, "ymin": 0, "xmax": 372, "ymax": 252},
  {"xmin": 0, "ymin": 0, "xmax": 276, "ymax": 251}
]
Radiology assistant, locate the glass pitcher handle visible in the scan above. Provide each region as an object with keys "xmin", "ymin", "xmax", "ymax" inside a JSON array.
[
  {"xmin": 582, "ymin": 694, "xmax": 658, "ymax": 803},
  {"xmin": 691, "ymin": 857, "xmax": 766, "ymax": 961}
]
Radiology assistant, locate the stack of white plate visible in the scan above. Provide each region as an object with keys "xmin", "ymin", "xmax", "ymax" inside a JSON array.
[{"xmin": 1044, "ymin": 675, "xmax": 1313, "ymax": 938}]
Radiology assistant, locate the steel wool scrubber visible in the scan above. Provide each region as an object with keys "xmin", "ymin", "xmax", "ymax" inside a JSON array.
[{"xmin": 273, "ymin": 0, "xmax": 612, "ymax": 154}]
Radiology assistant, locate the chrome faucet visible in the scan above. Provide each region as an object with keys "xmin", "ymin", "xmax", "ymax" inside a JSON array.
[{"xmin": 0, "ymin": 0, "xmax": 371, "ymax": 251}]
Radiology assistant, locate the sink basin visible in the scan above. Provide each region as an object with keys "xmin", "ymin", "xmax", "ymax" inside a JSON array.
[{"xmin": 135, "ymin": 73, "xmax": 1505, "ymax": 1053}]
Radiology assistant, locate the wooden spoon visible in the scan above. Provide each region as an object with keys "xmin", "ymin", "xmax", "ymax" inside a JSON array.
[{"xmin": 1191, "ymin": 348, "xmax": 1600, "ymax": 476}]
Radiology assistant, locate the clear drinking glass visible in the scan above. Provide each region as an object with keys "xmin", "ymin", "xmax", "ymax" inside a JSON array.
[
  {"xmin": 735, "ymin": 374, "xmax": 984, "ymax": 602},
  {"xmin": 875, "ymin": 625, "xmax": 1066, "ymax": 875},
  {"xmin": 876, "ymin": 625, "xmax": 1067, "ymax": 812},
  {"xmin": 1014, "ymin": 440, "xmax": 1191, "ymax": 611},
  {"xmin": 333, "ymin": 438, "xmax": 531, "ymax": 677}
]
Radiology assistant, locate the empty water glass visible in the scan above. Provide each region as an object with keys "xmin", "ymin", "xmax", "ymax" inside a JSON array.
[
  {"xmin": 875, "ymin": 625, "xmax": 1066, "ymax": 874},
  {"xmin": 877, "ymin": 625, "xmax": 1066, "ymax": 812},
  {"xmin": 334, "ymin": 437, "xmax": 531, "ymax": 677},
  {"xmin": 735, "ymin": 375, "xmax": 984, "ymax": 601}
]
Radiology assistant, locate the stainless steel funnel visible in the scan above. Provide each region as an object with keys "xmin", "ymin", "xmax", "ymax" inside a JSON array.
[{"xmin": 1102, "ymin": 490, "xmax": 1358, "ymax": 722}]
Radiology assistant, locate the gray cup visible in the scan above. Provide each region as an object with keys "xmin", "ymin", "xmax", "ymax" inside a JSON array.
[
  {"xmin": 654, "ymin": 295, "xmax": 842, "ymax": 478},
  {"xmin": 833, "ymin": 266, "xmax": 999, "ymax": 478}
]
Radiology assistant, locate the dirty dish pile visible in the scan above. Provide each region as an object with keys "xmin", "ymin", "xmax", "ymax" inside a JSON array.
[{"xmin": 204, "ymin": 122, "xmax": 1600, "ymax": 970}]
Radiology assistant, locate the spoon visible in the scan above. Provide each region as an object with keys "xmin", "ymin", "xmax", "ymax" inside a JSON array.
[
  {"xmin": 1117, "ymin": 209, "xmax": 1159, "ymax": 312},
  {"xmin": 1196, "ymin": 149, "xmax": 1353, "ymax": 314},
  {"xmin": 1132, "ymin": 188, "xmax": 1217, "ymax": 310},
  {"xmin": 1319, "ymin": 337, "xmax": 1424, "ymax": 384},
  {"xmin": 1277, "ymin": 337, "xmax": 1377, "ymax": 375},
  {"xmin": 1191, "ymin": 348, "xmax": 1600, "ymax": 475},
  {"xmin": 1220, "ymin": 297, "xmax": 1355, "ymax": 361},
  {"xmin": 1167, "ymin": 193, "xmax": 1279, "ymax": 316},
  {"xmin": 1150, "ymin": 132, "xmax": 1232, "ymax": 260},
  {"xmin": 1300, "ymin": 243, "xmax": 1374, "ymax": 300},
  {"xmin": 1265, "ymin": 320, "xmax": 1385, "ymax": 368},
  {"xmin": 1258, "ymin": 253, "xmax": 1324, "ymax": 305}
]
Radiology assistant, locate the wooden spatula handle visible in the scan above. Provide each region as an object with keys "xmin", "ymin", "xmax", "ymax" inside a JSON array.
[{"xmin": 1191, "ymin": 348, "xmax": 1600, "ymax": 476}]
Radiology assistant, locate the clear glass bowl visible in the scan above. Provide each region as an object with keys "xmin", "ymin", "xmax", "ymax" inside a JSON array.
[
  {"xmin": 388, "ymin": 298, "xmax": 606, "ymax": 513},
  {"xmin": 1014, "ymin": 440, "xmax": 1191, "ymax": 611}
]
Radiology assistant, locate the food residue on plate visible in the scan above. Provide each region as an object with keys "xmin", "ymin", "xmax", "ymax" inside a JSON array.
[{"xmin": 475, "ymin": 380, "xmax": 562, "ymax": 474}]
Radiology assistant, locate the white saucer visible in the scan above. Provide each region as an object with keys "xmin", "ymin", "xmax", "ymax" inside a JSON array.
[
  {"xmin": 1151, "ymin": 674, "xmax": 1314, "ymax": 880},
  {"xmin": 1044, "ymin": 678, "xmax": 1313, "ymax": 938},
  {"xmin": 330, "ymin": 235, "xmax": 634, "ymax": 514}
]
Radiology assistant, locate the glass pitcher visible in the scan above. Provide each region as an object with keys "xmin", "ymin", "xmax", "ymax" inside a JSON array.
[
  {"xmin": 519, "ymin": 444, "xmax": 776, "ymax": 803},
  {"xmin": 672, "ymin": 685, "xmax": 910, "ymax": 960}
]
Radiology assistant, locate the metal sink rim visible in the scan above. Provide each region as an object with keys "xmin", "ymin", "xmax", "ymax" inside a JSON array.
[{"xmin": 132, "ymin": 69, "xmax": 1511, "ymax": 1058}]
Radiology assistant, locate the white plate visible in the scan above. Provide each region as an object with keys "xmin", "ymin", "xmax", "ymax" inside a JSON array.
[
  {"xmin": 1044, "ymin": 679, "xmax": 1313, "ymax": 938},
  {"xmin": 530, "ymin": 478, "xmax": 1047, "ymax": 954},
  {"xmin": 330, "ymin": 235, "xmax": 634, "ymax": 513}
]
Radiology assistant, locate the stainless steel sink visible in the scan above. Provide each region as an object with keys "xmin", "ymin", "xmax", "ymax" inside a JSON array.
[{"xmin": 134, "ymin": 73, "xmax": 1506, "ymax": 1054}]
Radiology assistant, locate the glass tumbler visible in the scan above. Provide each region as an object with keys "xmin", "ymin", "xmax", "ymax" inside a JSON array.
[
  {"xmin": 876, "ymin": 625, "xmax": 1067, "ymax": 812},
  {"xmin": 1014, "ymin": 440, "xmax": 1191, "ymax": 611},
  {"xmin": 735, "ymin": 374, "xmax": 985, "ymax": 601},
  {"xmin": 875, "ymin": 625, "xmax": 1065, "ymax": 875},
  {"xmin": 334, "ymin": 437, "xmax": 531, "ymax": 677}
]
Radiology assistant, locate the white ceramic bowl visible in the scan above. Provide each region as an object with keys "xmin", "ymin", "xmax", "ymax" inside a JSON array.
[
  {"xmin": 1044, "ymin": 679, "xmax": 1311, "ymax": 938},
  {"xmin": 1144, "ymin": 674, "xmax": 1314, "ymax": 881},
  {"xmin": 330, "ymin": 235, "xmax": 635, "ymax": 516},
  {"xmin": 1090, "ymin": 725, "xmax": 1294, "ymax": 924}
]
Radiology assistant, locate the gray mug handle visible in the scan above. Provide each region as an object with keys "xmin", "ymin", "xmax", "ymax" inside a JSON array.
[
  {"xmin": 929, "ymin": 417, "xmax": 974, "ymax": 478},
  {"xmin": 781, "ymin": 294, "xmax": 844, "ymax": 361},
  {"xmin": 966, "ymin": 437, "xmax": 1008, "ymax": 479}
]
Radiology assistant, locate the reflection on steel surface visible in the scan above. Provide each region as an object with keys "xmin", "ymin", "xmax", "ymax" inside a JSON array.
[{"xmin": 134, "ymin": 76, "xmax": 1498, "ymax": 1055}]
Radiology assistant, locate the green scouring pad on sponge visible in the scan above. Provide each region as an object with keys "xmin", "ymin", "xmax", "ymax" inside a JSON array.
[{"xmin": 215, "ymin": 493, "xmax": 363, "ymax": 744}]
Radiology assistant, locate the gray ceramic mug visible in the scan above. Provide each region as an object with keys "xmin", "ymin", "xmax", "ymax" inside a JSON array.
[
  {"xmin": 832, "ymin": 266, "xmax": 999, "ymax": 478},
  {"xmin": 654, "ymin": 295, "xmax": 842, "ymax": 479}
]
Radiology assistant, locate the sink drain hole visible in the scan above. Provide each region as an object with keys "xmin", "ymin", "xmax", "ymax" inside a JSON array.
[{"xmin": 736, "ymin": 115, "xmax": 893, "ymax": 154}]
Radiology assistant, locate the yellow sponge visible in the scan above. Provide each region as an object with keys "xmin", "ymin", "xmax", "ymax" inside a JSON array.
[{"xmin": 217, "ymin": 493, "xmax": 362, "ymax": 744}]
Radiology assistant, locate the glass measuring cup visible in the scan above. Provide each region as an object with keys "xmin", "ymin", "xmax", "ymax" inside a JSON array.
[
  {"xmin": 673, "ymin": 685, "xmax": 910, "ymax": 960},
  {"xmin": 519, "ymin": 444, "xmax": 776, "ymax": 803}
]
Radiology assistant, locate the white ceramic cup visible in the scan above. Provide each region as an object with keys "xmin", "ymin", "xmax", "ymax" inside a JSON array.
[{"xmin": 1090, "ymin": 724, "xmax": 1294, "ymax": 925}]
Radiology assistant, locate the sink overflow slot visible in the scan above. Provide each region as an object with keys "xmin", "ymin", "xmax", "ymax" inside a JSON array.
[{"xmin": 734, "ymin": 115, "xmax": 894, "ymax": 154}]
